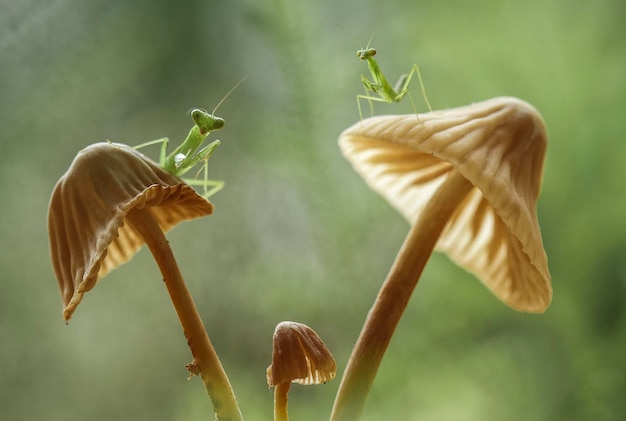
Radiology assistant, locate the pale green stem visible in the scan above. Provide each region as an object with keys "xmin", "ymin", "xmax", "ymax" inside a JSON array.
[
  {"xmin": 126, "ymin": 208, "xmax": 243, "ymax": 421},
  {"xmin": 330, "ymin": 169, "xmax": 474, "ymax": 420}
]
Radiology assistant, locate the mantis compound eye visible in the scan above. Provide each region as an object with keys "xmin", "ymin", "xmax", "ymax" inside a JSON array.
[{"xmin": 357, "ymin": 48, "xmax": 377, "ymax": 60}]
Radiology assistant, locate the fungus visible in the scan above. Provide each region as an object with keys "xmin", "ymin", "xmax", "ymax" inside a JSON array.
[
  {"xmin": 48, "ymin": 142, "xmax": 242, "ymax": 420},
  {"xmin": 267, "ymin": 321, "xmax": 336, "ymax": 421},
  {"xmin": 330, "ymin": 97, "xmax": 552, "ymax": 419}
]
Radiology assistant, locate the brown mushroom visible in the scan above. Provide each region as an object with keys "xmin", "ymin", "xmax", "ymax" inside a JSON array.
[
  {"xmin": 267, "ymin": 321, "xmax": 336, "ymax": 421},
  {"xmin": 330, "ymin": 97, "xmax": 552, "ymax": 419},
  {"xmin": 48, "ymin": 142, "xmax": 242, "ymax": 421}
]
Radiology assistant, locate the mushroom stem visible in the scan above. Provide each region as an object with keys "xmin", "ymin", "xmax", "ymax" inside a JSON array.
[
  {"xmin": 125, "ymin": 207, "xmax": 243, "ymax": 421},
  {"xmin": 330, "ymin": 169, "xmax": 474, "ymax": 421},
  {"xmin": 273, "ymin": 382, "xmax": 291, "ymax": 421}
]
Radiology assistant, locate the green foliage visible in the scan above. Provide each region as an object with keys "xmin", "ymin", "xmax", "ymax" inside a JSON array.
[{"xmin": 1, "ymin": 0, "xmax": 625, "ymax": 419}]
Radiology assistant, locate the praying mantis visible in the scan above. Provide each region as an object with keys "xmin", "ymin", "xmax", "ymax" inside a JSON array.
[
  {"xmin": 133, "ymin": 77, "xmax": 247, "ymax": 199},
  {"xmin": 357, "ymin": 47, "xmax": 433, "ymax": 122},
  {"xmin": 341, "ymin": 9, "xmax": 434, "ymax": 121}
]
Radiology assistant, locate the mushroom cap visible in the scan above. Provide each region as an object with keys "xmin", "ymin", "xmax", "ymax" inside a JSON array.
[
  {"xmin": 48, "ymin": 142, "xmax": 214, "ymax": 321},
  {"xmin": 266, "ymin": 321, "xmax": 336, "ymax": 386},
  {"xmin": 339, "ymin": 97, "xmax": 552, "ymax": 313}
]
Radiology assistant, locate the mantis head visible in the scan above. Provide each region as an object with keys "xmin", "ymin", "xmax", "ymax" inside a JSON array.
[
  {"xmin": 357, "ymin": 48, "xmax": 377, "ymax": 61},
  {"xmin": 191, "ymin": 108, "xmax": 225, "ymax": 135}
]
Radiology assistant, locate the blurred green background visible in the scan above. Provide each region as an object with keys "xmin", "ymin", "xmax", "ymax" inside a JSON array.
[{"xmin": 1, "ymin": 0, "xmax": 624, "ymax": 419}]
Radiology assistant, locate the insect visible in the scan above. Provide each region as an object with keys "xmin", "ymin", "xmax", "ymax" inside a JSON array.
[
  {"xmin": 133, "ymin": 77, "xmax": 247, "ymax": 198},
  {"xmin": 356, "ymin": 46, "xmax": 433, "ymax": 122},
  {"xmin": 336, "ymin": 8, "xmax": 433, "ymax": 122}
]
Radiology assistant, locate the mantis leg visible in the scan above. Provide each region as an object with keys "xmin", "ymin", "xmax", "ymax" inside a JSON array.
[
  {"xmin": 183, "ymin": 177, "xmax": 224, "ymax": 199},
  {"xmin": 179, "ymin": 139, "xmax": 224, "ymax": 198},
  {"xmin": 406, "ymin": 90, "xmax": 422, "ymax": 123},
  {"xmin": 356, "ymin": 94, "xmax": 367, "ymax": 123},
  {"xmin": 179, "ymin": 140, "xmax": 221, "ymax": 172},
  {"xmin": 357, "ymin": 93, "xmax": 399, "ymax": 120},
  {"xmin": 188, "ymin": 150, "xmax": 224, "ymax": 198},
  {"xmin": 131, "ymin": 137, "xmax": 171, "ymax": 167},
  {"xmin": 401, "ymin": 64, "xmax": 433, "ymax": 112},
  {"xmin": 360, "ymin": 75, "xmax": 380, "ymax": 118}
]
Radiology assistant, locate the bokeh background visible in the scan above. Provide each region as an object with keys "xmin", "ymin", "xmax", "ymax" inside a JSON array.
[{"xmin": 1, "ymin": 0, "xmax": 624, "ymax": 419}]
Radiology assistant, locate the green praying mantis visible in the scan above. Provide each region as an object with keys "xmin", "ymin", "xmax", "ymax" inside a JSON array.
[
  {"xmin": 336, "ymin": 9, "xmax": 434, "ymax": 121},
  {"xmin": 357, "ymin": 46, "xmax": 433, "ymax": 122},
  {"xmin": 133, "ymin": 77, "xmax": 247, "ymax": 199}
]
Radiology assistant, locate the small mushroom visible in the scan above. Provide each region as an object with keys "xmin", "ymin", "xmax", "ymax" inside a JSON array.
[
  {"xmin": 48, "ymin": 142, "xmax": 242, "ymax": 421},
  {"xmin": 330, "ymin": 97, "xmax": 552, "ymax": 419},
  {"xmin": 267, "ymin": 321, "xmax": 336, "ymax": 421}
]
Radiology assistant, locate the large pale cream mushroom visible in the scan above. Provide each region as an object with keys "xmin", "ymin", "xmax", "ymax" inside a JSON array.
[
  {"xmin": 48, "ymin": 142, "xmax": 242, "ymax": 421},
  {"xmin": 267, "ymin": 321, "xmax": 337, "ymax": 421},
  {"xmin": 330, "ymin": 97, "xmax": 552, "ymax": 420}
]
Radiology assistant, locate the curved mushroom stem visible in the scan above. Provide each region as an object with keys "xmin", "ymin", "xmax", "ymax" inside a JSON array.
[
  {"xmin": 125, "ymin": 207, "xmax": 243, "ymax": 421},
  {"xmin": 273, "ymin": 382, "xmax": 291, "ymax": 421},
  {"xmin": 330, "ymin": 169, "xmax": 474, "ymax": 421}
]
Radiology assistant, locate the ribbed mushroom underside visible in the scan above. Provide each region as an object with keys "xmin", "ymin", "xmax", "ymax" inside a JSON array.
[
  {"xmin": 48, "ymin": 142, "xmax": 214, "ymax": 320},
  {"xmin": 339, "ymin": 97, "xmax": 552, "ymax": 312}
]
